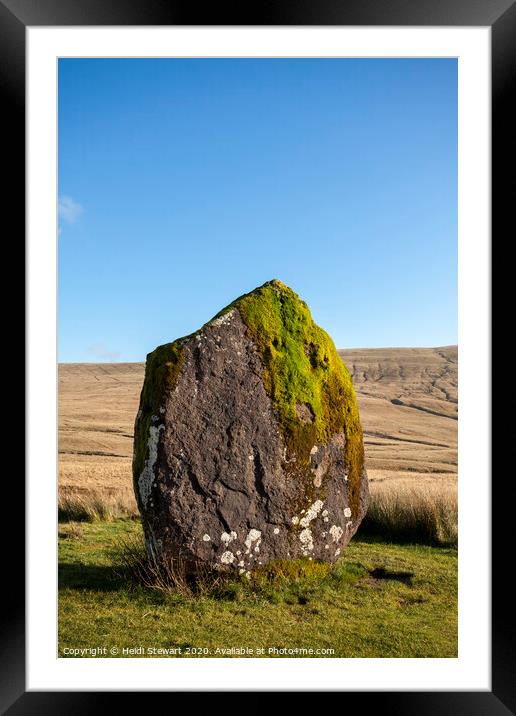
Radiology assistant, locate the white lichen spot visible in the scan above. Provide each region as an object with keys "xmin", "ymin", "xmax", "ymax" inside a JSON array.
[
  {"xmin": 323, "ymin": 516, "xmax": 329, "ymax": 523},
  {"xmin": 244, "ymin": 529, "xmax": 261, "ymax": 554},
  {"xmin": 239, "ymin": 568, "xmax": 245, "ymax": 574},
  {"xmin": 221, "ymin": 531, "xmax": 238, "ymax": 545},
  {"xmin": 299, "ymin": 528, "xmax": 314, "ymax": 552},
  {"xmin": 138, "ymin": 424, "xmax": 164, "ymax": 509},
  {"xmin": 238, "ymin": 560, "xmax": 244, "ymax": 567},
  {"xmin": 220, "ymin": 551, "xmax": 235, "ymax": 564},
  {"xmin": 245, "ymin": 571, "xmax": 251, "ymax": 580},
  {"xmin": 209, "ymin": 309, "xmax": 235, "ymax": 328},
  {"xmin": 202, "ymin": 534, "xmax": 211, "ymax": 542},
  {"xmin": 236, "ymin": 550, "xmax": 241, "ymax": 556},
  {"xmin": 273, "ymin": 527, "xmax": 280, "ymax": 535},
  {"xmin": 310, "ymin": 445, "xmax": 318, "ymax": 455},
  {"xmin": 151, "ymin": 414, "xmax": 159, "ymax": 423},
  {"xmin": 329, "ymin": 525, "xmax": 343, "ymax": 543},
  {"xmin": 248, "ymin": 455, "xmax": 254, "ymax": 461},
  {"xmin": 322, "ymin": 509, "xmax": 328, "ymax": 517},
  {"xmin": 291, "ymin": 516, "xmax": 300, "ymax": 526},
  {"xmin": 344, "ymin": 507, "xmax": 352, "ymax": 518},
  {"xmin": 346, "ymin": 520, "xmax": 353, "ymax": 529},
  {"xmin": 299, "ymin": 500, "xmax": 324, "ymax": 528},
  {"xmin": 335, "ymin": 548, "xmax": 341, "ymax": 557},
  {"xmin": 159, "ymin": 406, "xmax": 165, "ymax": 414},
  {"xmin": 325, "ymin": 544, "xmax": 329, "ymax": 549}
]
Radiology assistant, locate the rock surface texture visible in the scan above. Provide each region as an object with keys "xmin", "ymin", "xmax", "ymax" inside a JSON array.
[{"xmin": 133, "ymin": 280, "xmax": 368, "ymax": 572}]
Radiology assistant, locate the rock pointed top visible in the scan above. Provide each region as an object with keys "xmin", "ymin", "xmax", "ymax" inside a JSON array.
[{"xmin": 207, "ymin": 278, "xmax": 309, "ymax": 328}]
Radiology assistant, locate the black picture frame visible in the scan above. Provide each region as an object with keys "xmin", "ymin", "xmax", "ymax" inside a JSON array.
[{"xmin": 4, "ymin": 0, "xmax": 512, "ymax": 710}]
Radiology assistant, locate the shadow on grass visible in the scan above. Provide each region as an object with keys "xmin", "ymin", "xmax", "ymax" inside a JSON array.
[
  {"xmin": 368, "ymin": 567, "xmax": 414, "ymax": 585},
  {"xmin": 59, "ymin": 562, "xmax": 128, "ymax": 592},
  {"xmin": 356, "ymin": 521, "xmax": 457, "ymax": 548}
]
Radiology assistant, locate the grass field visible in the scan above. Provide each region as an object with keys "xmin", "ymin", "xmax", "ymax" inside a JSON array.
[
  {"xmin": 58, "ymin": 347, "xmax": 458, "ymax": 658},
  {"xmin": 59, "ymin": 519, "xmax": 457, "ymax": 658}
]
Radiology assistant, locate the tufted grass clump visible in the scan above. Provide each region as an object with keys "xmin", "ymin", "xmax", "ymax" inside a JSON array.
[
  {"xmin": 112, "ymin": 534, "xmax": 225, "ymax": 598},
  {"xmin": 58, "ymin": 489, "xmax": 138, "ymax": 523},
  {"xmin": 359, "ymin": 481, "xmax": 458, "ymax": 547},
  {"xmin": 112, "ymin": 534, "xmax": 368, "ymax": 605}
]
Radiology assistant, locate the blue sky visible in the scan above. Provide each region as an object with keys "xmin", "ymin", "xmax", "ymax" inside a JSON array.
[{"xmin": 58, "ymin": 58, "xmax": 457, "ymax": 362}]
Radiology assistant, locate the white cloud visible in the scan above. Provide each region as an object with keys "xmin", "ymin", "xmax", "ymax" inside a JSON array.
[
  {"xmin": 87, "ymin": 342, "xmax": 120, "ymax": 362},
  {"xmin": 59, "ymin": 195, "xmax": 84, "ymax": 224}
]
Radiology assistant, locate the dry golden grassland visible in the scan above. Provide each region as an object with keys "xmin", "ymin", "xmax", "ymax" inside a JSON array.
[{"xmin": 58, "ymin": 347, "xmax": 457, "ymax": 542}]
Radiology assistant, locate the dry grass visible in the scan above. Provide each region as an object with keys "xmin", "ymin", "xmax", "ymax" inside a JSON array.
[
  {"xmin": 113, "ymin": 533, "xmax": 225, "ymax": 597},
  {"xmin": 58, "ymin": 522, "xmax": 84, "ymax": 540},
  {"xmin": 58, "ymin": 488, "xmax": 138, "ymax": 523},
  {"xmin": 360, "ymin": 479, "xmax": 458, "ymax": 546}
]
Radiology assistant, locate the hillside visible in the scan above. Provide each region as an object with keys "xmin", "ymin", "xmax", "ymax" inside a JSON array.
[{"xmin": 58, "ymin": 347, "xmax": 457, "ymax": 497}]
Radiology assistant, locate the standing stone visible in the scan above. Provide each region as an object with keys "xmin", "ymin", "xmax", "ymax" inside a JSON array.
[{"xmin": 133, "ymin": 280, "xmax": 368, "ymax": 572}]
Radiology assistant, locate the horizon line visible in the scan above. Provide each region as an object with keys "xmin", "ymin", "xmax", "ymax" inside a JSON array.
[{"xmin": 58, "ymin": 344, "xmax": 458, "ymax": 365}]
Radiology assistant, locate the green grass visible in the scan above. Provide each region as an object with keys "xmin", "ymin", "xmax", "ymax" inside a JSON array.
[{"xmin": 59, "ymin": 519, "xmax": 457, "ymax": 658}]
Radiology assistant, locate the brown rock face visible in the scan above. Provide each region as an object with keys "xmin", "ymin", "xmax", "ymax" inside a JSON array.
[{"xmin": 133, "ymin": 281, "xmax": 368, "ymax": 573}]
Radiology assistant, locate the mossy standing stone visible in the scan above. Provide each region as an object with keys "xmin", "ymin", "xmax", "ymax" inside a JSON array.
[{"xmin": 133, "ymin": 280, "xmax": 369, "ymax": 573}]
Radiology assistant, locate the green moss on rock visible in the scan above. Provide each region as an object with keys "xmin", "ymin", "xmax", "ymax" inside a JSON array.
[
  {"xmin": 219, "ymin": 279, "xmax": 365, "ymax": 518},
  {"xmin": 134, "ymin": 279, "xmax": 365, "ymax": 520}
]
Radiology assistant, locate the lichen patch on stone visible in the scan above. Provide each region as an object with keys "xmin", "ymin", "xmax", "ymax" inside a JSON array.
[
  {"xmin": 138, "ymin": 424, "xmax": 164, "ymax": 509},
  {"xmin": 208, "ymin": 308, "xmax": 236, "ymax": 328},
  {"xmin": 299, "ymin": 527, "xmax": 314, "ymax": 555},
  {"xmin": 329, "ymin": 525, "xmax": 343, "ymax": 543},
  {"xmin": 221, "ymin": 531, "xmax": 238, "ymax": 545},
  {"xmin": 220, "ymin": 551, "xmax": 235, "ymax": 564},
  {"xmin": 299, "ymin": 499, "xmax": 324, "ymax": 528},
  {"xmin": 244, "ymin": 529, "xmax": 261, "ymax": 555}
]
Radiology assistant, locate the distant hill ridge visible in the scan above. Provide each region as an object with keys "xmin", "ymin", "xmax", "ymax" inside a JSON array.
[{"xmin": 59, "ymin": 346, "xmax": 457, "ymax": 478}]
